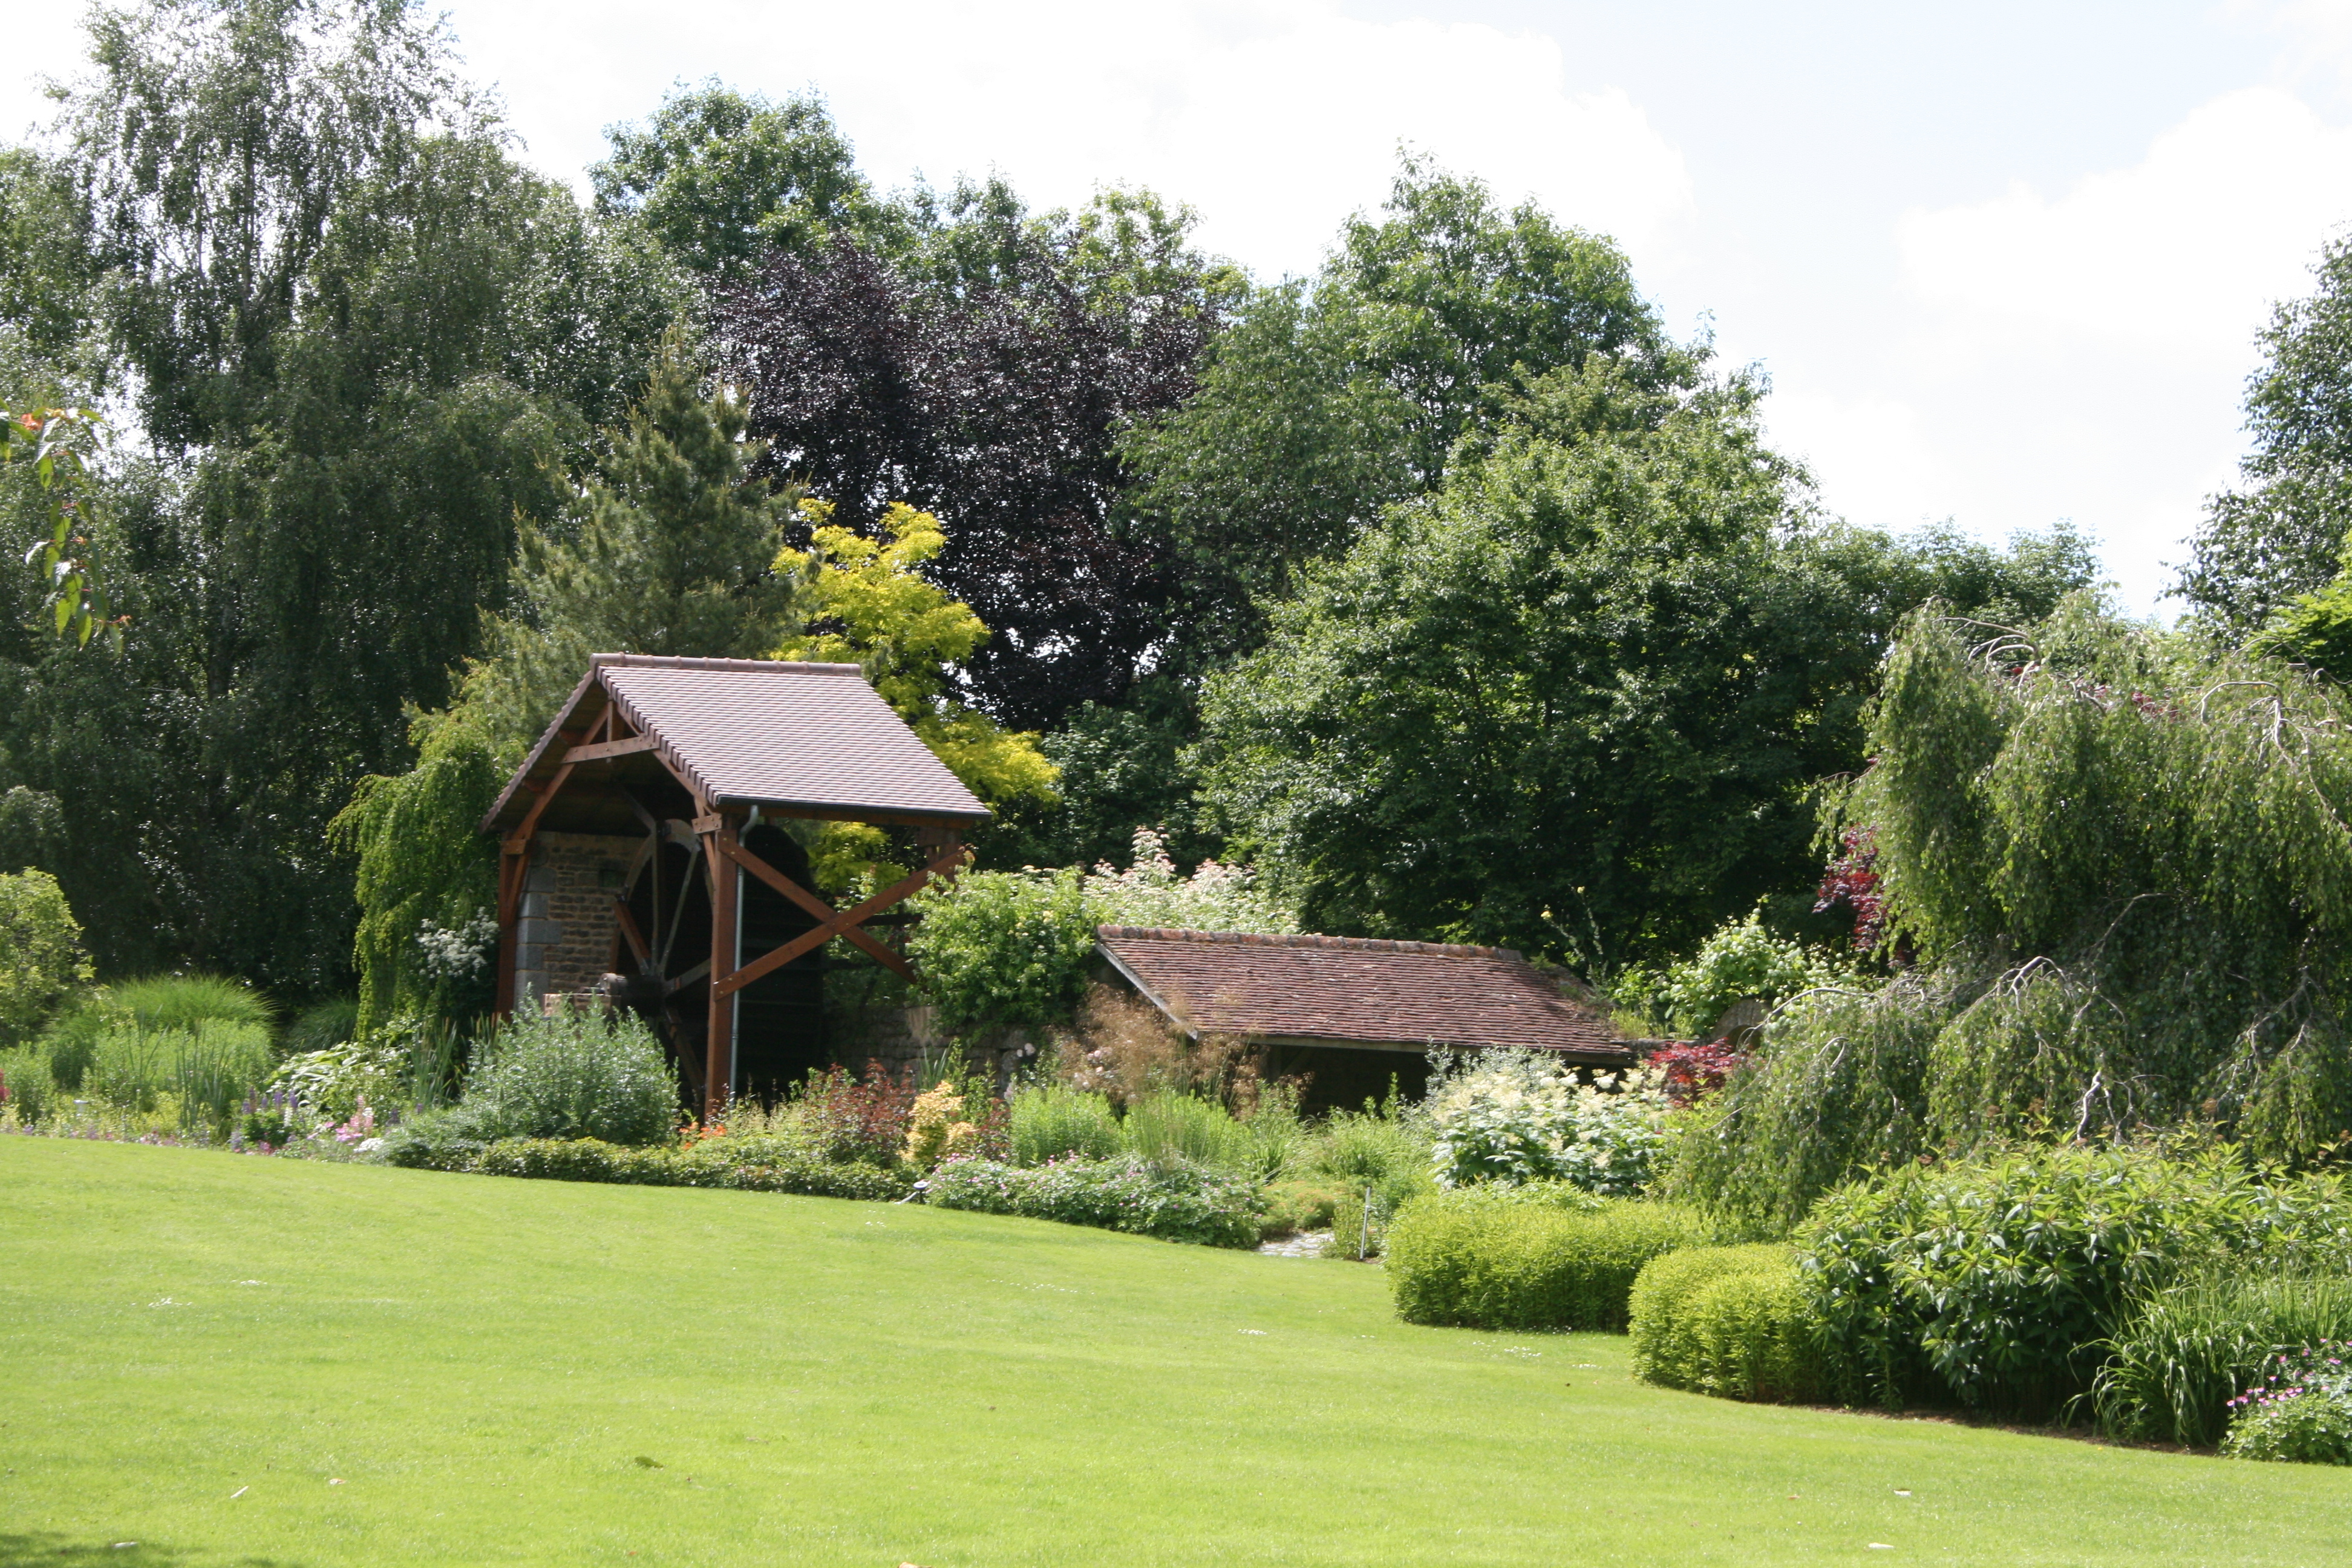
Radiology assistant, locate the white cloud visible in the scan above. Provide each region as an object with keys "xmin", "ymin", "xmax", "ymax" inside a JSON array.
[
  {"xmin": 443, "ymin": 0, "xmax": 1694, "ymax": 280},
  {"xmin": 1898, "ymin": 87, "xmax": 2352, "ymax": 361},
  {"xmin": 1757, "ymin": 85, "xmax": 2352, "ymax": 616}
]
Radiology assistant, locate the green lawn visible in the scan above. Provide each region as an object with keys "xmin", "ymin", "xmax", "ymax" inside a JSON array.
[{"xmin": 4, "ymin": 1140, "xmax": 2348, "ymax": 1567}]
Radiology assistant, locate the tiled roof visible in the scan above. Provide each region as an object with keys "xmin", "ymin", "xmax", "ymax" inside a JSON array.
[
  {"xmin": 1094, "ymin": 926, "xmax": 1630, "ymax": 1057},
  {"xmin": 483, "ymin": 654, "xmax": 989, "ymax": 831}
]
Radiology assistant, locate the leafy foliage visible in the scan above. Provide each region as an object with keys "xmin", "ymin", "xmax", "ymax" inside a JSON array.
[
  {"xmin": 1612, "ymin": 909, "xmax": 1841, "ymax": 1040},
  {"xmin": 1195, "ymin": 361, "xmax": 2091, "ymax": 969},
  {"xmin": 772, "ymin": 499, "xmax": 1054, "ymax": 887},
  {"xmin": 2222, "ymin": 1347, "xmax": 2352, "ymax": 1463},
  {"xmin": 2181, "ymin": 232, "xmax": 2352, "ymax": 630},
  {"xmin": 907, "ymin": 867, "xmax": 1097, "ymax": 1038},
  {"xmin": 1122, "ymin": 157, "xmax": 1694, "ymax": 662},
  {"xmin": 0, "ymin": 869, "xmax": 92, "ymax": 1046},
  {"xmin": 1796, "ymin": 1143, "xmax": 2352, "ymax": 1414},
  {"xmin": 7, "ymin": 0, "xmax": 685, "ymax": 992},
  {"xmin": 922, "ymin": 1155, "xmax": 1264, "ymax": 1248},
  {"xmin": 1384, "ymin": 1190, "xmax": 1705, "ymax": 1331},
  {"xmin": 1007, "ymin": 1082, "xmax": 1122, "ymax": 1166},
  {"xmin": 591, "ymin": 82, "xmax": 876, "ymax": 283},
  {"xmin": 414, "ymin": 1005, "xmax": 680, "ymax": 1148},
  {"xmin": 1628, "ymin": 1244, "xmax": 1823, "ymax": 1403},
  {"xmin": 716, "ymin": 185, "xmax": 1240, "ymax": 726},
  {"xmin": 1688, "ymin": 602, "xmax": 2352, "ymax": 1226},
  {"xmin": 1082, "ymin": 827, "xmax": 1297, "ymax": 934}
]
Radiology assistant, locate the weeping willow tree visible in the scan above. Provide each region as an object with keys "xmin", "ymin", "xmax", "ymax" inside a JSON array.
[{"xmin": 1680, "ymin": 596, "xmax": 2352, "ymax": 1229}]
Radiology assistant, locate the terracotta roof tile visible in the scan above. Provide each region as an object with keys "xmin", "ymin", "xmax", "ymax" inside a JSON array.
[
  {"xmin": 483, "ymin": 654, "xmax": 990, "ymax": 832},
  {"xmin": 1094, "ymin": 926, "xmax": 1630, "ymax": 1057}
]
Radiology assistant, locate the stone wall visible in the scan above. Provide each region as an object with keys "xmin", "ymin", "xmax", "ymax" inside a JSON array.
[{"xmin": 513, "ymin": 832, "xmax": 640, "ymax": 1007}]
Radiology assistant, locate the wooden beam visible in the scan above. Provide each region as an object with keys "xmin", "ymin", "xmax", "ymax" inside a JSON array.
[
  {"xmin": 714, "ymin": 841, "xmax": 961, "ymax": 999},
  {"xmin": 703, "ymin": 813, "xmax": 742, "ymax": 1121},
  {"xmin": 617, "ymin": 787, "xmax": 661, "ymax": 836},
  {"xmin": 505, "ymin": 761, "xmax": 575, "ymax": 849},
  {"xmin": 613, "ymin": 897, "xmax": 652, "ymax": 970},
  {"xmin": 494, "ymin": 844, "xmax": 527, "ymax": 1017},
  {"xmin": 562, "ymin": 734, "xmax": 660, "ymax": 765},
  {"xmin": 708, "ymin": 833, "xmax": 913, "ymax": 978},
  {"xmin": 662, "ymin": 957, "xmax": 711, "ymax": 996}
]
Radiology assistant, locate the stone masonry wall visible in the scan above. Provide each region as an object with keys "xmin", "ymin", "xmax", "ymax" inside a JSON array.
[{"xmin": 514, "ymin": 832, "xmax": 640, "ymax": 1007}]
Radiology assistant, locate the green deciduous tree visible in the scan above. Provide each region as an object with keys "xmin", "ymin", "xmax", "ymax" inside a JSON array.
[
  {"xmin": 1123, "ymin": 155, "xmax": 1697, "ymax": 664},
  {"xmin": 2181, "ymin": 234, "xmax": 2352, "ymax": 630},
  {"xmin": 1194, "ymin": 361, "xmax": 2089, "ymax": 973},
  {"xmin": 1, "ymin": 0, "xmax": 686, "ymax": 992},
  {"xmin": 592, "ymin": 81, "xmax": 877, "ymax": 284},
  {"xmin": 0, "ymin": 867, "xmax": 93, "ymax": 1046}
]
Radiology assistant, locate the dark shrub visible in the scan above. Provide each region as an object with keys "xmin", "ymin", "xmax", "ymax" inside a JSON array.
[
  {"xmin": 1385, "ymin": 1189, "xmax": 1707, "ymax": 1331},
  {"xmin": 1629, "ymin": 1244, "xmax": 1821, "ymax": 1402}
]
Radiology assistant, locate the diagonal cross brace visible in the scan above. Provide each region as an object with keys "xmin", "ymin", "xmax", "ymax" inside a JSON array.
[
  {"xmin": 707, "ymin": 832, "xmax": 915, "ymax": 980},
  {"xmin": 712, "ymin": 842, "xmax": 961, "ymax": 998}
]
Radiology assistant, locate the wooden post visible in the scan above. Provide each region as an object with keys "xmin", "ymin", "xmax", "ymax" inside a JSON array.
[
  {"xmin": 494, "ymin": 843, "xmax": 527, "ymax": 1018},
  {"xmin": 702, "ymin": 812, "xmax": 741, "ymax": 1123}
]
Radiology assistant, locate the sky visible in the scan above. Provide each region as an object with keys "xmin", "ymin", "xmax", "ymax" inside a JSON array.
[{"xmin": 11, "ymin": 2, "xmax": 2352, "ymax": 615}]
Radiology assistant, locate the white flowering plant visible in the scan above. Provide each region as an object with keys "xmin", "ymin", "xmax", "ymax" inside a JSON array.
[
  {"xmin": 1426, "ymin": 1049, "xmax": 1671, "ymax": 1197},
  {"xmin": 1082, "ymin": 828, "xmax": 1299, "ymax": 935}
]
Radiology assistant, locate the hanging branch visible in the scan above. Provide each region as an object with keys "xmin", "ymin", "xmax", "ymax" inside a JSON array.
[{"xmin": 6, "ymin": 407, "xmax": 123, "ymax": 651}]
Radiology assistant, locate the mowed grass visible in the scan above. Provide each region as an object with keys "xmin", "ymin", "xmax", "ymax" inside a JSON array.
[{"xmin": 5, "ymin": 1140, "xmax": 2350, "ymax": 1568}]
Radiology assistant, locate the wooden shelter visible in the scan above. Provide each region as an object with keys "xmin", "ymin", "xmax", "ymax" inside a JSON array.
[{"xmin": 481, "ymin": 654, "xmax": 990, "ymax": 1119}]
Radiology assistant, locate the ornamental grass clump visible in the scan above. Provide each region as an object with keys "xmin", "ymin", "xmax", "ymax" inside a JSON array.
[
  {"xmin": 407, "ymin": 1005, "xmax": 678, "ymax": 1150},
  {"xmin": 1628, "ymin": 1244, "xmax": 1822, "ymax": 1403},
  {"xmin": 2094, "ymin": 1272, "xmax": 2352, "ymax": 1446},
  {"xmin": 1007, "ymin": 1083, "xmax": 1121, "ymax": 1166},
  {"xmin": 1385, "ymin": 1188, "xmax": 1705, "ymax": 1331}
]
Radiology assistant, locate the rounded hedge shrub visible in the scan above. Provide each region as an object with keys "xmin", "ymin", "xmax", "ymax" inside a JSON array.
[
  {"xmin": 1628, "ymin": 1244, "xmax": 1822, "ymax": 1402},
  {"xmin": 1385, "ymin": 1189, "xmax": 1707, "ymax": 1331}
]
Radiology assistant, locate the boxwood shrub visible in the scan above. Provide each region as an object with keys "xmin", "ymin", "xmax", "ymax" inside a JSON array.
[
  {"xmin": 1385, "ymin": 1189, "xmax": 1707, "ymax": 1331},
  {"xmin": 922, "ymin": 1157, "xmax": 1263, "ymax": 1248},
  {"xmin": 1629, "ymin": 1244, "xmax": 1822, "ymax": 1402}
]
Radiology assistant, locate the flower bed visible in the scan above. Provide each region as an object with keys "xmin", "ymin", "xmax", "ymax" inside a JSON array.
[{"xmin": 922, "ymin": 1157, "xmax": 1264, "ymax": 1248}]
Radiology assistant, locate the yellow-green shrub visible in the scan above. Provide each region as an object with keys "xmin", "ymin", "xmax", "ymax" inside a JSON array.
[
  {"xmin": 1629, "ymin": 1244, "xmax": 1823, "ymax": 1402},
  {"xmin": 1385, "ymin": 1190, "xmax": 1706, "ymax": 1331}
]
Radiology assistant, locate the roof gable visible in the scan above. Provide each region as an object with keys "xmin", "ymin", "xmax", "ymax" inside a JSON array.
[
  {"xmin": 1094, "ymin": 926, "xmax": 1628, "ymax": 1058},
  {"xmin": 483, "ymin": 654, "xmax": 988, "ymax": 834}
]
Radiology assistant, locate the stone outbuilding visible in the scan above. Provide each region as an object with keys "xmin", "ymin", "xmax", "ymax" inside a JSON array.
[{"xmin": 1093, "ymin": 926, "xmax": 1635, "ymax": 1111}]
